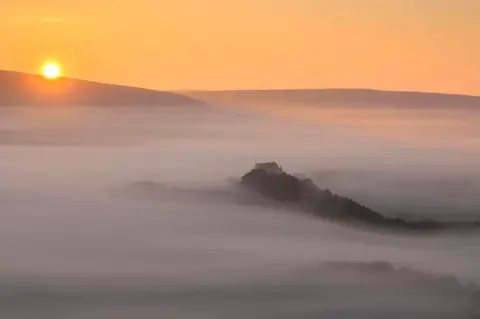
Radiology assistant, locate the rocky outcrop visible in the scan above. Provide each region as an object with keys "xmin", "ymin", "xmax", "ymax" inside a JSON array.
[{"xmin": 240, "ymin": 162, "xmax": 480, "ymax": 232}]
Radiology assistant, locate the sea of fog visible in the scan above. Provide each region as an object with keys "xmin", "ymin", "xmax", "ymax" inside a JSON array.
[{"xmin": 1, "ymin": 102, "xmax": 479, "ymax": 318}]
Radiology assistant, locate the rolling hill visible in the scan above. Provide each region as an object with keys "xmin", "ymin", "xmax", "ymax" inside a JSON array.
[
  {"xmin": 186, "ymin": 89, "xmax": 480, "ymax": 109},
  {"xmin": 0, "ymin": 70, "xmax": 203, "ymax": 107}
]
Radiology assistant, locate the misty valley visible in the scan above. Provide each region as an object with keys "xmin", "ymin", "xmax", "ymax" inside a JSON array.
[{"xmin": 1, "ymin": 87, "xmax": 480, "ymax": 318}]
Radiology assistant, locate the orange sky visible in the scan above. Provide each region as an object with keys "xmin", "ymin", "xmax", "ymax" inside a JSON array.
[{"xmin": 1, "ymin": 1, "xmax": 479, "ymax": 95}]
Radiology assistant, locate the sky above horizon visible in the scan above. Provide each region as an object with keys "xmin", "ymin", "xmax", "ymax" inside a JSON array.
[{"xmin": 1, "ymin": 1, "xmax": 479, "ymax": 95}]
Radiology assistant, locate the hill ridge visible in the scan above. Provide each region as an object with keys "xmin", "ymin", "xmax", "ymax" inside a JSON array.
[
  {"xmin": 0, "ymin": 70, "xmax": 203, "ymax": 107},
  {"xmin": 186, "ymin": 88, "xmax": 480, "ymax": 99},
  {"xmin": 186, "ymin": 88, "xmax": 480, "ymax": 108}
]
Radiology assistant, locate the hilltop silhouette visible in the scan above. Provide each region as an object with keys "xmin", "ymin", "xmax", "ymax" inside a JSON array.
[
  {"xmin": 0, "ymin": 70, "xmax": 203, "ymax": 107},
  {"xmin": 240, "ymin": 162, "xmax": 480, "ymax": 232}
]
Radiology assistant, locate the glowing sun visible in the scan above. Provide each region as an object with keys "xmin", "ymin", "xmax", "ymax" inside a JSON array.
[{"xmin": 42, "ymin": 62, "xmax": 62, "ymax": 79}]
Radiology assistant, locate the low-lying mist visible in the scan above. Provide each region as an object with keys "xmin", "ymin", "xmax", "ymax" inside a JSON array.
[{"xmin": 1, "ymin": 103, "xmax": 479, "ymax": 318}]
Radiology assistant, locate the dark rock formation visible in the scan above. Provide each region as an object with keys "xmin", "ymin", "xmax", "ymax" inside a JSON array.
[{"xmin": 240, "ymin": 162, "xmax": 480, "ymax": 232}]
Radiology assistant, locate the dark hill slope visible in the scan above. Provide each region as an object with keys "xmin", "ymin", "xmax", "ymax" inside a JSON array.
[{"xmin": 0, "ymin": 70, "xmax": 203, "ymax": 107}]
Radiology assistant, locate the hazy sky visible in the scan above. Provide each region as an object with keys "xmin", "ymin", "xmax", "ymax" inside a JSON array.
[{"xmin": 1, "ymin": 1, "xmax": 479, "ymax": 95}]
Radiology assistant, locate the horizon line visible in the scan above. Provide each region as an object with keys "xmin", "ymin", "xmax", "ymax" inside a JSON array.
[{"xmin": 1, "ymin": 69, "xmax": 479, "ymax": 99}]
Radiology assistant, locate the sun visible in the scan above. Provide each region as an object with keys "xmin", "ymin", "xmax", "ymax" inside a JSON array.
[{"xmin": 42, "ymin": 62, "xmax": 62, "ymax": 79}]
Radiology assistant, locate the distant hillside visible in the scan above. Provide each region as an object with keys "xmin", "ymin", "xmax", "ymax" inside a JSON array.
[
  {"xmin": 187, "ymin": 89, "xmax": 480, "ymax": 108},
  {"xmin": 0, "ymin": 70, "xmax": 203, "ymax": 107}
]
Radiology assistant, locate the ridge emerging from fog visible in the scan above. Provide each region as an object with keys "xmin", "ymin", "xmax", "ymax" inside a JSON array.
[{"xmin": 240, "ymin": 162, "xmax": 480, "ymax": 232}]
